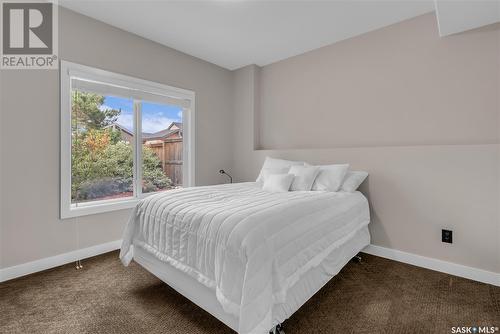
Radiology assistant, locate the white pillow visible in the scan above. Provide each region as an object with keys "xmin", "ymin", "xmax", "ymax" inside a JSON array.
[
  {"xmin": 311, "ymin": 164, "xmax": 349, "ymax": 192},
  {"xmin": 262, "ymin": 174, "xmax": 294, "ymax": 193},
  {"xmin": 256, "ymin": 157, "xmax": 304, "ymax": 183},
  {"xmin": 259, "ymin": 167, "xmax": 290, "ymax": 183},
  {"xmin": 289, "ymin": 165, "xmax": 320, "ymax": 191},
  {"xmin": 341, "ymin": 171, "xmax": 368, "ymax": 192}
]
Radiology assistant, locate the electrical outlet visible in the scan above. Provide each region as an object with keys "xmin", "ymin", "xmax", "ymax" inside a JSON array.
[{"xmin": 442, "ymin": 229, "xmax": 453, "ymax": 244}]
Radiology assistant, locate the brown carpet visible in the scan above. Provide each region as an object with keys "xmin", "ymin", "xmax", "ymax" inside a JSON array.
[{"xmin": 1, "ymin": 251, "xmax": 498, "ymax": 334}]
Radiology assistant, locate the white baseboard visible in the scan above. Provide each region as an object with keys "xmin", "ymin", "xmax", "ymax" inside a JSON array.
[
  {"xmin": 363, "ymin": 244, "xmax": 500, "ymax": 287},
  {"xmin": 0, "ymin": 240, "xmax": 122, "ymax": 283},
  {"xmin": 2, "ymin": 241, "xmax": 498, "ymax": 287}
]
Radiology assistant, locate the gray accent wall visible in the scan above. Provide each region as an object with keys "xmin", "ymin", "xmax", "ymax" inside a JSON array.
[{"xmin": 232, "ymin": 14, "xmax": 500, "ymax": 273}]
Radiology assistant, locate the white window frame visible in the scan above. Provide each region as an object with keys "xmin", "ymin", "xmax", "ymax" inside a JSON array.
[{"xmin": 60, "ymin": 61, "xmax": 195, "ymax": 219}]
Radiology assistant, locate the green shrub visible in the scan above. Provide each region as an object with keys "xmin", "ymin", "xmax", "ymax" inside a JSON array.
[
  {"xmin": 72, "ymin": 130, "xmax": 172, "ymax": 201},
  {"xmin": 78, "ymin": 177, "xmax": 132, "ymax": 200}
]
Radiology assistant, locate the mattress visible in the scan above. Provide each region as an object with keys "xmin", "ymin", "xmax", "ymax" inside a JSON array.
[{"xmin": 120, "ymin": 182, "xmax": 370, "ymax": 334}]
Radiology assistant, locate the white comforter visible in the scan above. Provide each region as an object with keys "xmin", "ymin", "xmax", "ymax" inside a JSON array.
[{"xmin": 120, "ymin": 182, "xmax": 370, "ymax": 334}]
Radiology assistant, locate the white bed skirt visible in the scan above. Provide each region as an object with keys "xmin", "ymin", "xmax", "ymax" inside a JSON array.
[{"xmin": 133, "ymin": 225, "xmax": 370, "ymax": 332}]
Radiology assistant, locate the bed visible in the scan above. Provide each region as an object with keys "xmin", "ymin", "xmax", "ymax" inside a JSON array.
[{"xmin": 120, "ymin": 182, "xmax": 370, "ymax": 334}]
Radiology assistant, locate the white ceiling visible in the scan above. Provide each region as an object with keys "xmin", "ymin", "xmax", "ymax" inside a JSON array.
[
  {"xmin": 59, "ymin": 0, "xmax": 435, "ymax": 70},
  {"xmin": 435, "ymin": 0, "xmax": 500, "ymax": 36}
]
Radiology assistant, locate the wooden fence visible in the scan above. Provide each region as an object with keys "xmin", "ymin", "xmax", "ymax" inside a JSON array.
[{"xmin": 145, "ymin": 138, "xmax": 183, "ymax": 186}]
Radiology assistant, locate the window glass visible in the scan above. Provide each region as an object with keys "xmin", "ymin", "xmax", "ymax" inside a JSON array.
[
  {"xmin": 71, "ymin": 89, "xmax": 134, "ymax": 204},
  {"xmin": 141, "ymin": 101, "xmax": 183, "ymax": 194}
]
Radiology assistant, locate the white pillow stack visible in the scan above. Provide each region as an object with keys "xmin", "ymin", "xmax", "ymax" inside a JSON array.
[
  {"xmin": 257, "ymin": 156, "xmax": 368, "ymax": 193},
  {"xmin": 256, "ymin": 157, "xmax": 304, "ymax": 183},
  {"xmin": 258, "ymin": 167, "xmax": 289, "ymax": 181}
]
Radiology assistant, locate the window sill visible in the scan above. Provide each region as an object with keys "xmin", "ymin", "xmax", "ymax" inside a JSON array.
[
  {"xmin": 61, "ymin": 197, "xmax": 138, "ymax": 219},
  {"xmin": 60, "ymin": 190, "xmax": 178, "ymax": 219}
]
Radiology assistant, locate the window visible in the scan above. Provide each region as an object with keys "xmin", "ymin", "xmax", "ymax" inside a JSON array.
[{"xmin": 61, "ymin": 61, "xmax": 195, "ymax": 218}]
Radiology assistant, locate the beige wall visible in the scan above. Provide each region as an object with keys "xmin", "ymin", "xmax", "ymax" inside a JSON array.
[
  {"xmin": 259, "ymin": 13, "xmax": 498, "ymax": 149},
  {"xmin": 232, "ymin": 14, "xmax": 500, "ymax": 273},
  {"xmin": 1, "ymin": 10, "xmax": 498, "ymax": 276},
  {"xmin": 0, "ymin": 8, "xmax": 233, "ymax": 268}
]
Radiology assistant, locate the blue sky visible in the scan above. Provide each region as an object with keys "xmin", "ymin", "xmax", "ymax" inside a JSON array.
[{"xmin": 102, "ymin": 96, "xmax": 182, "ymax": 133}]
